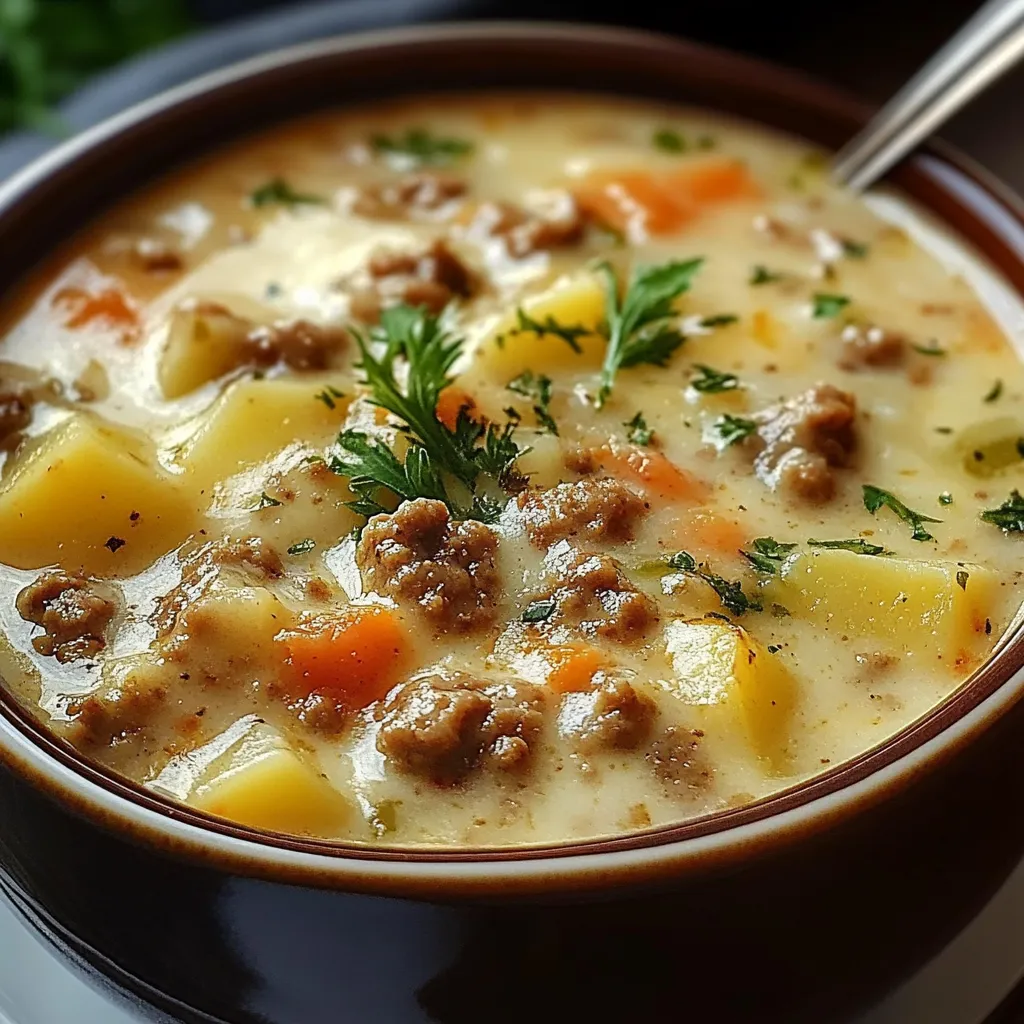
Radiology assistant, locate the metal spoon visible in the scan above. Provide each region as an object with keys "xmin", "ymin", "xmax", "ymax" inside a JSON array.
[{"xmin": 833, "ymin": 0, "xmax": 1024, "ymax": 190}]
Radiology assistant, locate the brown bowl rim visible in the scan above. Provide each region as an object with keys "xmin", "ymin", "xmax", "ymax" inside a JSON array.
[{"xmin": 2, "ymin": 20, "xmax": 1024, "ymax": 896}]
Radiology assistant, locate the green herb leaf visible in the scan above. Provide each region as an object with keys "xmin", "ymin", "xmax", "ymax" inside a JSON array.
[
  {"xmin": 690, "ymin": 364, "xmax": 739, "ymax": 393},
  {"xmin": 699, "ymin": 314, "xmax": 739, "ymax": 329},
  {"xmin": 287, "ymin": 539, "xmax": 316, "ymax": 555},
  {"xmin": 503, "ymin": 308, "xmax": 589, "ymax": 353},
  {"xmin": 741, "ymin": 536, "xmax": 797, "ymax": 574},
  {"xmin": 596, "ymin": 258, "xmax": 704, "ymax": 407},
  {"xmin": 985, "ymin": 380, "xmax": 1004, "ymax": 403},
  {"xmin": 713, "ymin": 413, "xmax": 757, "ymax": 448},
  {"xmin": 750, "ymin": 265, "xmax": 784, "ymax": 285},
  {"xmin": 808, "ymin": 538, "xmax": 887, "ymax": 555},
  {"xmin": 981, "ymin": 489, "xmax": 1024, "ymax": 533},
  {"xmin": 371, "ymin": 128, "xmax": 473, "ymax": 167},
  {"xmin": 507, "ymin": 371, "xmax": 558, "ymax": 435},
  {"xmin": 841, "ymin": 238, "xmax": 869, "ymax": 259},
  {"xmin": 653, "ymin": 128, "xmax": 686, "ymax": 152},
  {"xmin": 911, "ymin": 341, "xmax": 946, "ymax": 357},
  {"xmin": 812, "ymin": 293, "xmax": 851, "ymax": 319},
  {"xmin": 624, "ymin": 412, "xmax": 653, "ymax": 446},
  {"xmin": 328, "ymin": 305, "xmax": 526, "ymax": 522},
  {"xmin": 314, "ymin": 385, "xmax": 345, "ymax": 409},
  {"xmin": 667, "ymin": 550, "xmax": 761, "ymax": 615},
  {"xmin": 251, "ymin": 178, "xmax": 325, "ymax": 208},
  {"xmin": 862, "ymin": 484, "xmax": 941, "ymax": 542},
  {"xmin": 255, "ymin": 491, "xmax": 283, "ymax": 510},
  {"xmin": 522, "ymin": 598, "xmax": 557, "ymax": 623}
]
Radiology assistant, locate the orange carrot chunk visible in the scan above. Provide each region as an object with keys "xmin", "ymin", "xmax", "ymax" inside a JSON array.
[
  {"xmin": 594, "ymin": 444, "xmax": 710, "ymax": 504},
  {"xmin": 547, "ymin": 645, "xmax": 605, "ymax": 694},
  {"xmin": 675, "ymin": 513, "xmax": 748, "ymax": 559},
  {"xmin": 53, "ymin": 285, "xmax": 141, "ymax": 344},
  {"xmin": 435, "ymin": 386, "xmax": 478, "ymax": 431},
  {"xmin": 574, "ymin": 170, "xmax": 694, "ymax": 240},
  {"xmin": 663, "ymin": 157, "xmax": 762, "ymax": 204},
  {"xmin": 282, "ymin": 606, "xmax": 410, "ymax": 709}
]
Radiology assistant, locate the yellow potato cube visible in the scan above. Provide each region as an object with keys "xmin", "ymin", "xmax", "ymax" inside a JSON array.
[
  {"xmin": 773, "ymin": 549, "xmax": 995, "ymax": 661},
  {"xmin": 191, "ymin": 722, "xmax": 350, "ymax": 836},
  {"xmin": 662, "ymin": 617, "xmax": 797, "ymax": 770},
  {"xmin": 174, "ymin": 376, "xmax": 350, "ymax": 491},
  {"xmin": 158, "ymin": 302, "xmax": 252, "ymax": 399},
  {"xmin": 473, "ymin": 272, "xmax": 608, "ymax": 379},
  {"xmin": 0, "ymin": 414, "xmax": 195, "ymax": 576}
]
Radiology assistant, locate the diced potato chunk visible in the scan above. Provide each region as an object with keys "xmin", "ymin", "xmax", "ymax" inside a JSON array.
[
  {"xmin": 773, "ymin": 549, "xmax": 996, "ymax": 661},
  {"xmin": 662, "ymin": 617, "xmax": 797, "ymax": 770},
  {"xmin": 190, "ymin": 722, "xmax": 350, "ymax": 836},
  {"xmin": 159, "ymin": 301, "xmax": 252, "ymax": 399},
  {"xmin": 0, "ymin": 414, "xmax": 195, "ymax": 576},
  {"xmin": 472, "ymin": 272, "xmax": 608, "ymax": 379},
  {"xmin": 174, "ymin": 376, "xmax": 350, "ymax": 491}
]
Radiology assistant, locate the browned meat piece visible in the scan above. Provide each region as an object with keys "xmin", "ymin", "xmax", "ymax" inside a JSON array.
[
  {"xmin": 0, "ymin": 385, "xmax": 31, "ymax": 444},
  {"xmin": 352, "ymin": 173, "xmax": 467, "ymax": 219},
  {"xmin": 473, "ymin": 192, "xmax": 586, "ymax": 258},
  {"xmin": 152, "ymin": 536, "xmax": 283, "ymax": 637},
  {"xmin": 16, "ymin": 571, "xmax": 118, "ymax": 663},
  {"xmin": 516, "ymin": 478, "xmax": 649, "ymax": 549},
  {"xmin": 535, "ymin": 549, "xmax": 658, "ymax": 643},
  {"xmin": 357, "ymin": 498, "xmax": 499, "ymax": 633},
  {"xmin": 750, "ymin": 384, "xmax": 857, "ymax": 502},
  {"xmin": 376, "ymin": 672, "xmax": 545, "ymax": 782},
  {"xmin": 66, "ymin": 674, "xmax": 167, "ymax": 747},
  {"xmin": 646, "ymin": 726, "xmax": 711, "ymax": 793},
  {"xmin": 838, "ymin": 324, "xmax": 906, "ymax": 371},
  {"xmin": 132, "ymin": 237, "xmax": 184, "ymax": 273},
  {"xmin": 349, "ymin": 239, "xmax": 476, "ymax": 323},
  {"xmin": 246, "ymin": 319, "xmax": 349, "ymax": 371},
  {"xmin": 561, "ymin": 677, "xmax": 656, "ymax": 754}
]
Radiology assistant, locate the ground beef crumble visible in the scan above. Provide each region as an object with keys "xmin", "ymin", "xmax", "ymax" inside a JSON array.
[
  {"xmin": 348, "ymin": 239, "xmax": 477, "ymax": 323},
  {"xmin": 352, "ymin": 173, "xmax": 467, "ymax": 219},
  {"xmin": 65, "ymin": 674, "xmax": 167, "ymax": 748},
  {"xmin": 749, "ymin": 383, "xmax": 857, "ymax": 502},
  {"xmin": 471, "ymin": 192, "xmax": 586, "ymax": 258},
  {"xmin": 646, "ymin": 726, "xmax": 712, "ymax": 794},
  {"xmin": 16, "ymin": 570, "xmax": 118, "ymax": 663},
  {"xmin": 357, "ymin": 498, "xmax": 499, "ymax": 633},
  {"xmin": 376, "ymin": 672, "xmax": 545, "ymax": 783},
  {"xmin": 516, "ymin": 478, "xmax": 649, "ymax": 549},
  {"xmin": 561, "ymin": 677, "xmax": 656, "ymax": 754}
]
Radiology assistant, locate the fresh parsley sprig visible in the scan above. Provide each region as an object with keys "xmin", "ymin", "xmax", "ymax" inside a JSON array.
[
  {"xmin": 595, "ymin": 258, "xmax": 704, "ymax": 407},
  {"xmin": 808, "ymin": 538, "xmax": 888, "ymax": 555},
  {"xmin": 624, "ymin": 412, "xmax": 653, "ymax": 446},
  {"xmin": 507, "ymin": 370, "xmax": 558, "ymax": 435},
  {"xmin": 502, "ymin": 308, "xmax": 589, "ymax": 353},
  {"xmin": 251, "ymin": 178, "xmax": 326, "ymax": 208},
  {"xmin": 741, "ymin": 537, "xmax": 797, "ymax": 574},
  {"xmin": 667, "ymin": 551, "xmax": 761, "ymax": 615},
  {"xmin": 371, "ymin": 129, "xmax": 473, "ymax": 167},
  {"xmin": 862, "ymin": 484, "xmax": 941, "ymax": 542},
  {"xmin": 981, "ymin": 489, "xmax": 1024, "ymax": 533},
  {"xmin": 690, "ymin": 364, "xmax": 739, "ymax": 393}
]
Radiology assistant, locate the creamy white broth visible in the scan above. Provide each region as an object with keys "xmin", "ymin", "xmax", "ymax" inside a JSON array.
[{"xmin": 0, "ymin": 93, "xmax": 1022, "ymax": 847}]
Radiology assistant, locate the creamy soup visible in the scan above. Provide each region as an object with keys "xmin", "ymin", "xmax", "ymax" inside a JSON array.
[{"xmin": 0, "ymin": 94, "xmax": 1022, "ymax": 847}]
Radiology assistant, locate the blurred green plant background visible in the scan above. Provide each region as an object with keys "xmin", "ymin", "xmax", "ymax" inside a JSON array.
[{"xmin": 0, "ymin": 0, "xmax": 193, "ymax": 132}]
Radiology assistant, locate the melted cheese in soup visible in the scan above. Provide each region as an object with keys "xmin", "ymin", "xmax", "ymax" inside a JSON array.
[{"xmin": 0, "ymin": 94, "xmax": 1022, "ymax": 847}]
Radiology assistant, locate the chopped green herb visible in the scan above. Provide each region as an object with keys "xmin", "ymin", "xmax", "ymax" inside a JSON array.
[
  {"xmin": 255, "ymin": 491, "xmax": 283, "ymax": 510},
  {"xmin": 841, "ymin": 238, "xmax": 869, "ymax": 259},
  {"xmin": 595, "ymin": 258, "xmax": 704, "ymax": 407},
  {"xmin": 713, "ymin": 413, "xmax": 757, "ymax": 448},
  {"xmin": 624, "ymin": 412, "xmax": 654, "ymax": 446},
  {"xmin": 985, "ymin": 379, "xmax": 1004, "ymax": 403},
  {"xmin": 287, "ymin": 539, "xmax": 316, "ymax": 555},
  {"xmin": 771, "ymin": 603, "xmax": 792, "ymax": 618},
  {"xmin": 328, "ymin": 305, "xmax": 526, "ymax": 523},
  {"xmin": 956, "ymin": 570, "xmax": 969, "ymax": 590},
  {"xmin": 741, "ymin": 536, "xmax": 797, "ymax": 574},
  {"xmin": 371, "ymin": 128, "xmax": 473, "ymax": 166},
  {"xmin": 935, "ymin": 426, "xmax": 954, "ymax": 435},
  {"xmin": 862, "ymin": 484, "xmax": 941, "ymax": 542},
  {"xmin": 314, "ymin": 385, "xmax": 345, "ymax": 410},
  {"xmin": 522, "ymin": 598, "xmax": 557, "ymax": 624},
  {"xmin": 750, "ymin": 264, "xmax": 783, "ymax": 285},
  {"xmin": 690, "ymin": 364, "xmax": 739, "ymax": 394},
  {"xmin": 767, "ymin": 644, "xmax": 783, "ymax": 654},
  {"xmin": 507, "ymin": 371, "xmax": 558, "ymax": 435},
  {"xmin": 811, "ymin": 293, "xmax": 851, "ymax": 319},
  {"xmin": 250, "ymin": 178, "xmax": 325, "ymax": 208},
  {"xmin": 264, "ymin": 282, "xmax": 283, "ymax": 299},
  {"xmin": 699, "ymin": 314, "xmax": 739, "ymax": 329},
  {"xmin": 503, "ymin": 308, "xmax": 589, "ymax": 353},
  {"xmin": 981, "ymin": 489, "xmax": 1024, "ymax": 533},
  {"xmin": 808, "ymin": 538, "xmax": 887, "ymax": 555},
  {"xmin": 653, "ymin": 128, "xmax": 685, "ymax": 152},
  {"xmin": 911, "ymin": 341, "xmax": 946, "ymax": 357},
  {"xmin": 667, "ymin": 550, "xmax": 761, "ymax": 615},
  {"xmin": 939, "ymin": 491, "xmax": 953, "ymax": 506}
]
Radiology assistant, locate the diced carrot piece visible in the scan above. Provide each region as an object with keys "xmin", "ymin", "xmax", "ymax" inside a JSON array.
[
  {"xmin": 281, "ymin": 606, "xmax": 410, "ymax": 709},
  {"xmin": 54, "ymin": 285, "xmax": 141, "ymax": 344},
  {"xmin": 547, "ymin": 645, "xmax": 605, "ymax": 694},
  {"xmin": 663, "ymin": 158, "xmax": 762, "ymax": 204},
  {"xmin": 597, "ymin": 444, "xmax": 710, "ymax": 503},
  {"xmin": 676, "ymin": 513, "xmax": 748, "ymax": 558},
  {"xmin": 435, "ymin": 386, "xmax": 478, "ymax": 430},
  {"xmin": 575, "ymin": 170, "xmax": 695, "ymax": 240}
]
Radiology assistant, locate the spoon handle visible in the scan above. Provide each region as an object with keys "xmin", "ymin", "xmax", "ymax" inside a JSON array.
[{"xmin": 833, "ymin": 0, "xmax": 1024, "ymax": 191}]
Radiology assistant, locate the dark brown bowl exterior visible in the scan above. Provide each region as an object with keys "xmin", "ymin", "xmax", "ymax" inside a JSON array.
[{"xmin": 3, "ymin": 22, "xmax": 1024, "ymax": 1024}]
